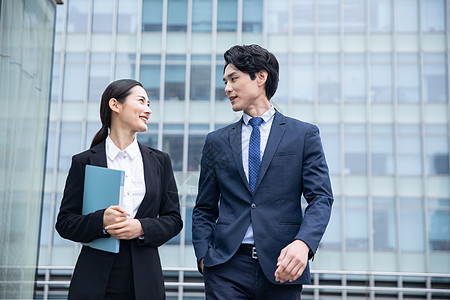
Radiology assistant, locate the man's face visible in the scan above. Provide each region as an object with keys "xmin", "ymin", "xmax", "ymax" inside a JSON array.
[{"xmin": 223, "ymin": 64, "xmax": 265, "ymax": 112}]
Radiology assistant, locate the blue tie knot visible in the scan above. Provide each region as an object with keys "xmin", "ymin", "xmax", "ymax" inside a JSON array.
[{"xmin": 249, "ymin": 117, "xmax": 263, "ymax": 128}]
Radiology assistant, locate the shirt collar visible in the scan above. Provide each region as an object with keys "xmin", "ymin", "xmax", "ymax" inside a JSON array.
[
  {"xmin": 106, "ymin": 136, "xmax": 140, "ymax": 160},
  {"xmin": 243, "ymin": 105, "xmax": 276, "ymax": 125}
]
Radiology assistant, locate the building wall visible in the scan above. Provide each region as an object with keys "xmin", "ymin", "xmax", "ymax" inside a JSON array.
[
  {"xmin": 39, "ymin": 0, "xmax": 450, "ymax": 299},
  {"xmin": 0, "ymin": 0, "xmax": 57, "ymax": 299}
]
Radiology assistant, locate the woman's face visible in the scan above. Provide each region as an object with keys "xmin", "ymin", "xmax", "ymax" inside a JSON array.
[{"xmin": 115, "ymin": 85, "xmax": 151, "ymax": 133}]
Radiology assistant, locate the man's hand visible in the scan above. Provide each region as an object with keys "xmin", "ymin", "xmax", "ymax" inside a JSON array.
[
  {"xmin": 199, "ymin": 258, "xmax": 204, "ymax": 273},
  {"xmin": 105, "ymin": 218, "xmax": 144, "ymax": 240},
  {"xmin": 274, "ymin": 239, "xmax": 310, "ymax": 283}
]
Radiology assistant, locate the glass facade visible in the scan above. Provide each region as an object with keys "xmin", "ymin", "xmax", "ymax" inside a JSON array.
[
  {"xmin": 38, "ymin": 0, "xmax": 450, "ymax": 299},
  {"xmin": 0, "ymin": 0, "xmax": 57, "ymax": 299}
]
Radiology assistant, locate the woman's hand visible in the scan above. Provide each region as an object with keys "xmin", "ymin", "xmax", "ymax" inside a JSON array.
[
  {"xmin": 103, "ymin": 205, "xmax": 129, "ymax": 228},
  {"xmin": 105, "ymin": 219, "xmax": 144, "ymax": 240}
]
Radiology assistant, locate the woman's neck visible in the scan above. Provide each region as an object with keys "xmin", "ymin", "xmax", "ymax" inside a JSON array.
[{"xmin": 109, "ymin": 129, "xmax": 136, "ymax": 151}]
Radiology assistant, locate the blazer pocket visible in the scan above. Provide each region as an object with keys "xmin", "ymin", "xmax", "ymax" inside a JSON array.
[{"xmin": 274, "ymin": 150, "xmax": 297, "ymax": 157}]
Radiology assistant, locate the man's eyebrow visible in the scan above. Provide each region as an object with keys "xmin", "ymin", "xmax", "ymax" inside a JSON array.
[{"xmin": 223, "ymin": 71, "xmax": 237, "ymax": 82}]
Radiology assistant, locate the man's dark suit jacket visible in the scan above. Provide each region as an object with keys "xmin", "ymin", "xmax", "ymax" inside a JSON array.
[
  {"xmin": 56, "ymin": 140, "xmax": 183, "ymax": 300},
  {"xmin": 192, "ymin": 111, "xmax": 333, "ymax": 285}
]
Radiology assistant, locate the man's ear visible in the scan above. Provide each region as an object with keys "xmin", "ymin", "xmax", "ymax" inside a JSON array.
[
  {"xmin": 109, "ymin": 98, "xmax": 120, "ymax": 113},
  {"xmin": 256, "ymin": 70, "xmax": 268, "ymax": 86}
]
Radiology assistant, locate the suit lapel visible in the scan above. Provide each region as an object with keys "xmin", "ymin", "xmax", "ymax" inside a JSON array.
[
  {"xmin": 254, "ymin": 111, "xmax": 286, "ymax": 192},
  {"xmin": 229, "ymin": 118, "xmax": 252, "ymax": 193},
  {"xmin": 89, "ymin": 141, "xmax": 107, "ymax": 167},
  {"xmin": 135, "ymin": 143, "xmax": 158, "ymax": 219}
]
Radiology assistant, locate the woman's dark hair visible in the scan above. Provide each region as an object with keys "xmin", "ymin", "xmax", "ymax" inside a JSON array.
[
  {"xmin": 90, "ymin": 79, "xmax": 143, "ymax": 148},
  {"xmin": 223, "ymin": 44, "xmax": 279, "ymax": 100}
]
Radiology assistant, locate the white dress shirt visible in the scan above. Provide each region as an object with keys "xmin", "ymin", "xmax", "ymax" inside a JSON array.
[
  {"xmin": 106, "ymin": 136, "xmax": 146, "ymax": 219},
  {"xmin": 241, "ymin": 106, "xmax": 276, "ymax": 244}
]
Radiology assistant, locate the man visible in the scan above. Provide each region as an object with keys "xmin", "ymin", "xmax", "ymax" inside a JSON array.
[{"xmin": 192, "ymin": 44, "xmax": 333, "ymax": 299}]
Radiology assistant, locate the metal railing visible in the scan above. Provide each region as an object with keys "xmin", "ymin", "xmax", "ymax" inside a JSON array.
[{"xmin": 35, "ymin": 266, "xmax": 450, "ymax": 299}]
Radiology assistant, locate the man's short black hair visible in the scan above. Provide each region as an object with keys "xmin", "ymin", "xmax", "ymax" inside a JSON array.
[{"xmin": 224, "ymin": 44, "xmax": 279, "ymax": 100}]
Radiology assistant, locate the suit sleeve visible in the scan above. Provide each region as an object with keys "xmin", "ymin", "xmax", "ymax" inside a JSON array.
[
  {"xmin": 55, "ymin": 155, "xmax": 107, "ymax": 243},
  {"xmin": 295, "ymin": 125, "xmax": 334, "ymax": 258},
  {"xmin": 191, "ymin": 134, "xmax": 220, "ymax": 266},
  {"xmin": 136, "ymin": 152, "xmax": 183, "ymax": 248}
]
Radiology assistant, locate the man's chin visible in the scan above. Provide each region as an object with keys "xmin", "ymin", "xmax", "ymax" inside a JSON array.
[{"xmin": 231, "ymin": 104, "xmax": 242, "ymax": 112}]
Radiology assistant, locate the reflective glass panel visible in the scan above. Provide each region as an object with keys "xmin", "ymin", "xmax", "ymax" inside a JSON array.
[
  {"xmin": 399, "ymin": 198, "xmax": 424, "ymax": 251},
  {"xmin": 142, "ymin": 0, "xmax": 163, "ymax": 31},
  {"xmin": 273, "ymin": 54, "xmax": 288, "ymax": 102},
  {"xmin": 215, "ymin": 62, "xmax": 227, "ymax": 101},
  {"xmin": 190, "ymin": 61, "xmax": 211, "ymax": 101},
  {"xmin": 58, "ymin": 122, "xmax": 82, "ymax": 172},
  {"xmin": 395, "ymin": 0, "xmax": 418, "ymax": 32},
  {"xmin": 318, "ymin": 0, "xmax": 340, "ymax": 32},
  {"xmin": 92, "ymin": 0, "xmax": 113, "ymax": 33},
  {"xmin": 140, "ymin": 63, "xmax": 161, "ymax": 101},
  {"xmin": 428, "ymin": 199, "xmax": 450, "ymax": 251},
  {"xmin": 168, "ymin": 0, "xmax": 188, "ymax": 32},
  {"xmin": 421, "ymin": 0, "xmax": 445, "ymax": 32},
  {"xmin": 193, "ymin": 0, "xmax": 212, "ymax": 32},
  {"xmin": 63, "ymin": 53, "xmax": 86, "ymax": 102},
  {"xmin": 423, "ymin": 54, "xmax": 447, "ymax": 103},
  {"xmin": 370, "ymin": 54, "xmax": 392, "ymax": 102},
  {"xmin": 243, "ymin": 0, "xmax": 263, "ymax": 32},
  {"xmin": 115, "ymin": 54, "xmax": 136, "ymax": 80},
  {"xmin": 320, "ymin": 124, "xmax": 340, "ymax": 175},
  {"xmin": 88, "ymin": 53, "xmax": 110, "ymax": 102},
  {"xmin": 344, "ymin": 54, "xmax": 365, "ymax": 102},
  {"xmin": 188, "ymin": 133, "xmax": 207, "ymax": 171},
  {"xmin": 373, "ymin": 198, "xmax": 397, "ymax": 250},
  {"xmin": 397, "ymin": 125, "xmax": 422, "ymax": 176},
  {"xmin": 218, "ymin": 0, "xmax": 238, "ymax": 32},
  {"xmin": 118, "ymin": 0, "xmax": 138, "ymax": 33},
  {"xmin": 292, "ymin": 55, "xmax": 314, "ymax": 103},
  {"xmin": 267, "ymin": 0, "xmax": 289, "ymax": 33},
  {"xmin": 165, "ymin": 64, "xmax": 186, "ymax": 100},
  {"xmin": 163, "ymin": 133, "xmax": 184, "ymax": 171},
  {"xmin": 344, "ymin": 125, "xmax": 367, "ymax": 175},
  {"xmin": 293, "ymin": 0, "xmax": 314, "ymax": 33},
  {"xmin": 371, "ymin": 125, "xmax": 394, "ymax": 175},
  {"xmin": 370, "ymin": 0, "xmax": 392, "ymax": 32},
  {"xmin": 67, "ymin": 0, "xmax": 89, "ymax": 33},
  {"xmin": 425, "ymin": 125, "xmax": 449, "ymax": 175},
  {"xmin": 346, "ymin": 197, "xmax": 369, "ymax": 249},
  {"xmin": 318, "ymin": 54, "xmax": 340, "ymax": 103},
  {"xmin": 343, "ymin": 0, "xmax": 365, "ymax": 32},
  {"xmin": 397, "ymin": 54, "xmax": 420, "ymax": 103}
]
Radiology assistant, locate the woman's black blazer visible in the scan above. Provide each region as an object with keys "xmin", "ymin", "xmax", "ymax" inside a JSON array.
[{"xmin": 56, "ymin": 140, "xmax": 183, "ymax": 300}]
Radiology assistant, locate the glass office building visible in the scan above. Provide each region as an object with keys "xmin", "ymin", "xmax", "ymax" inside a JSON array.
[{"xmin": 37, "ymin": 0, "xmax": 450, "ymax": 299}]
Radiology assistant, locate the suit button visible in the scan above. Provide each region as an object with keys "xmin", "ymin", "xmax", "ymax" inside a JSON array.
[{"xmin": 251, "ymin": 204, "xmax": 256, "ymax": 209}]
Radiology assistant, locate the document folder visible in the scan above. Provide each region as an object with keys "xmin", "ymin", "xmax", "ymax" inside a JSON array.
[{"xmin": 82, "ymin": 165, "xmax": 124, "ymax": 253}]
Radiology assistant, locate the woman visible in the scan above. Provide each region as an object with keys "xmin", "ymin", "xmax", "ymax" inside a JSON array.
[{"xmin": 56, "ymin": 79, "xmax": 183, "ymax": 299}]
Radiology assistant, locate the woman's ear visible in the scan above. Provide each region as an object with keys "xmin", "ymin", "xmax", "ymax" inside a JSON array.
[
  {"xmin": 256, "ymin": 70, "xmax": 268, "ymax": 86},
  {"xmin": 109, "ymin": 98, "xmax": 120, "ymax": 113}
]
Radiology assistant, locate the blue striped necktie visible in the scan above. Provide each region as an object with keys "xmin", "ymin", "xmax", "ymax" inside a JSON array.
[{"xmin": 248, "ymin": 117, "xmax": 263, "ymax": 193}]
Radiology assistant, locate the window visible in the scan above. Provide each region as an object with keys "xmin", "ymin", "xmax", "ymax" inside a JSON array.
[
  {"xmin": 373, "ymin": 198, "xmax": 397, "ymax": 250},
  {"xmin": 193, "ymin": 0, "xmax": 212, "ymax": 32},
  {"xmin": 320, "ymin": 125, "xmax": 340, "ymax": 175},
  {"xmin": 58, "ymin": 122, "xmax": 82, "ymax": 172},
  {"xmin": 88, "ymin": 53, "xmax": 111, "ymax": 102},
  {"xmin": 371, "ymin": 125, "xmax": 394, "ymax": 175},
  {"xmin": 272, "ymin": 54, "xmax": 288, "ymax": 102},
  {"xmin": 318, "ymin": 54, "xmax": 340, "ymax": 103},
  {"xmin": 118, "ymin": 0, "xmax": 138, "ymax": 33},
  {"xmin": 397, "ymin": 54, "xmax": 420, "ymax": 103},
  {"xmin": 425, "ymin": 125, "xmax": 449, "ymax": 175},
  {"xmin": 318, "ymin": 0, "xmax": 339, "ymax": 33},
  {"xmin": 346, "ymin": 197, "xmax": 368, "ymax": 249},
  {"xmin": 63, "ymin": 53, "xmax": 86, "ymax": 102},
  {"xmin": 399, "ymin": 198, "xmax": 424, "ymax": 251},
  {"xmin": 370, "ymin": 54, "xmax": 392, "ymax": 102},
  {"xmin": 397, "ymin": 125, "xmax": 422, "ymax": 176},
  {"xmin": 165, "ymin": 57, "xmax": 186, "ymax": 100},
  {"xmin": 188, "ymin": 133, "xmax": 207, "ymax": 171},
  {"xmin": 343, "ymin": 0, "xmax": 365, "ymax": 32},
  {"xmin": 370, "ymin": 0, "xmax": 392, "ymax": 32},
  {"xmin": 92, "ymin": 0, "xmax": 113, "ymax": 33},
  {"xmin": 421, "ymin": 0, "xmax": 445, "ymax": 32},
  {"xmin": 267, "ymin": 0, "xmax": 289, "ymax": 33},
  {"xmin": 167, "ymin": 0, "xmax": 187, "ymax": 32},
  {"xmin": 218, "ymin": 0, "xmax": 238, "ymax": 32},
  {"xmin": 423, "ymin": 54, "xmax": 447, "ymax": 103},
  {"xmin": 140, "ymin": 55, "xmax": 161, "ymax": 101},
  {"xmin": 344, "ymin": 125, "xmax": 367, "ymax": 175},
  {"xmin": 428, "ymin": 199, "xmax": 450, "ymax": 251},
  {"xmin": 190, "ymin": 55, "xmax": 211, "ymax": 101},
  {"xmin": 292, "ymin": 55, "xmax": 314, "ymax": 103},
  {"xmin": 242, "ymin": 0, "xmax": 263, "ymax": 32},
  {"xmin": 395, "ymin": 0, "xmax": 418, "ymax": 32},
  {"xmin": 293, "ymin": 0, "xmax": 314, "ymax": 33},
  {"xmin": 344, "ymin": 54, "xmax": 365, "ymax": 102},
  {"xmin": 115, "ymin": 54, "xmax": 136, "ymax": 80},
  {"xmin": 142, "ymin": 0, "xmax": 163, "ymax": 31},
  {"xmin": 67, "ymin": 0, "xmax": 89, "ymax": 33}
]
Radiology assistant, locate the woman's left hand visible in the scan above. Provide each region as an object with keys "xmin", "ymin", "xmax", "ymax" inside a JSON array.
[{"xmin": 106, "ymin": 219, "xmax": 144, "ymax": 240}]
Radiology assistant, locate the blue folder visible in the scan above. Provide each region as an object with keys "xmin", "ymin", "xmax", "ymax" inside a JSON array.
[{"xmin": 82, "ymin": 165, "xmax": 124, "ymax": 253}]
